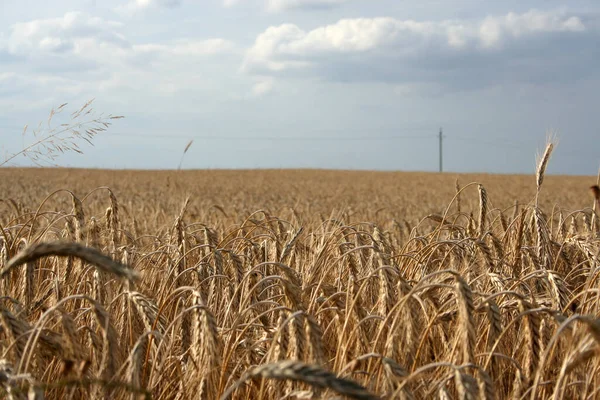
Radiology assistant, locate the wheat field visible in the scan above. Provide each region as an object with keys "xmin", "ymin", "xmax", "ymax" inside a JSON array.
[{"xmin": 0, "ymin": 156, "xmax": 599, "ymax": 399}]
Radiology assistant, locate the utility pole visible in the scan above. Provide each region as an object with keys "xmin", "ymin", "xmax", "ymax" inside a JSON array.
[{"xmin": 439, "ymin": 127, "xmax": 443, "ymax": 173}]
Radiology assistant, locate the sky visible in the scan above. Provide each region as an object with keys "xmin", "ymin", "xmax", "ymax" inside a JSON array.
[{"xmin": 0, "ymin": 0, "xmax": 599, "ymax": 174}]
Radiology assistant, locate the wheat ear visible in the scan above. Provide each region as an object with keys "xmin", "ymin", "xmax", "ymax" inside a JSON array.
[
  {"xmin": 2, "ymin": 242, "xmax": 138, "ymax": 282},
  {"xmin": 535, "ymin": 141, "xmax": 554, "ymax": 205},
  {"xmin": 220, "ymin": 360, "xmax": 378, "ymax": 400},
  {"xmin": 478, "ymin": 184, "xmax": 488, "ymax": 236}
]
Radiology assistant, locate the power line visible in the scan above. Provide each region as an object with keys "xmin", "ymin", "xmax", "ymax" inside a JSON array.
[
  {"xmin": 449, "ymin": 135, "xmax": 533, "ymax": 149},
  {"xmin": 0, "ymin": 124, "xmax": 434, "ymax": 134},
  {"xmin": 97, "ymin": 132, "xmax": 536, "ymax": 148},
  {"xmin": 101, "ymin": 132, "xmax": 437, "ymax": 141},
  {"xmin": 0, "ymin": 122, "xmax": 538, "ymax": 148},
  {"xmin": 3, "ymin": 124, "xmax": 566, "ymax": 171}
]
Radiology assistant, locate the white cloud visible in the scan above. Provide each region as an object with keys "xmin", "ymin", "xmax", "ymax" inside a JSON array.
[
  {"xmin": 4, "ymin": 12, "xmax": 236, "ymax": 64},
  {"xmin": 116, "ymin": 0, "xmax": 183, "ymax": 16},
  {"xmin": 251, "ymin": 78, "xmax": 275, "ymax": 96},
  {"xmin": 7, "ymin": 11, "xmax": 127, "ymax": 56},
  {"xmin": 0, "ymin": 11, "xmax": 240, "ymax": 109},
  {"xmin": 223, "ymin": 0, "xmax": 242, "ymax": 7},
  {"xmin": 222, "ymin": 0, "xmax": 351, "ymax": 12},
  {"xmin": 135, "ymin": 38, "xmax": 237, "ymax": 57},
  {"xmin": 478, "ymin": 10, "xmax": 584, "ymax": 48},
  {"xmin": 137, "ymin": 0, "xmax": 183, "ymax": 7},
  {"xmin": 266, "ymin": 0, "xmax": 351, "ymax": 12},
  {"xmin": 242, "ymin": 9, "xmax": 592, "ymax": 89},
  {"xmin": 242, "ymin": 24, "xmax": 313, "ymax": 72}
]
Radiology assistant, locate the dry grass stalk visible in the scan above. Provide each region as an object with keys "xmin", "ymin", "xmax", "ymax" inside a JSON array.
[{"xmin": 2, "ymin": 100, "xmax": 123, "ymax": 168}]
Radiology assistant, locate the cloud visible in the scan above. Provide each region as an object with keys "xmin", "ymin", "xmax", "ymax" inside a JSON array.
[
  {"xmin": 251, "ymin": 78, "xmax": 275, "ymax": 96},
  {"xmin": 7, "ymin": 11, "xmax": 127, "ymax": 57},
  {"xmin": 223, "ymin": 0, "xmax": 351, "ymax": 12},
  {"xmin": 116, "ymin": 0, "xmax": 183, "ymax": 16},
  {"xmin": 242, "ymin": 9, "xmax": 596, "ymax": 90},
  {"xmin": 266, "ymin": 0, "xmax": 351, "ymax": 12},
  {"xmin": 135, "ymin": 38, "xmax": 237, "ymax": 57},
  {"xmin": 3, "ymin": 12, "xmax": 236, "ymax": 66},
  {"xmin": 477, "ymin": 10, "xmax": 584, "ymax": 48},
  {"xmin": 223, "ymin": 0, "xmax": 242, "ymax": 7},
  {"xmin": 0, "ymin": 11, "xmax": 240, "ymax": 110},
  {"xmin": 136, "ymin": 0, "xmax": 183, "ymax": 8}
]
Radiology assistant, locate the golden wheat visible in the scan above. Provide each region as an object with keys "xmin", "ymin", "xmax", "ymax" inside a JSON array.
[{"xmin": 0, "ymin": 152, "xmax": 599, "ymax": 398}]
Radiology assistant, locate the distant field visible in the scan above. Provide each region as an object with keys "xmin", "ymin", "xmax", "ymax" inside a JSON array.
[
  {"xmin": 0, "ymin": 168, "xmax": 595, "ymax": 223},
  {"xmin": 0, "ymin": 167, "xmax": 599, "ymax": 399}
]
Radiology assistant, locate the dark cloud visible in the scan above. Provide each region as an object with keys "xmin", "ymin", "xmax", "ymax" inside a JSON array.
[{"xmin": 243, "ymin": 10, "xmax": 600, "ymax": 91}]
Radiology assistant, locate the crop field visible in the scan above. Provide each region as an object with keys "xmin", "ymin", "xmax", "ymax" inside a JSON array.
[{"xmin": 0, "ymin": 160, "xmax": 599, "ymax": 399}]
